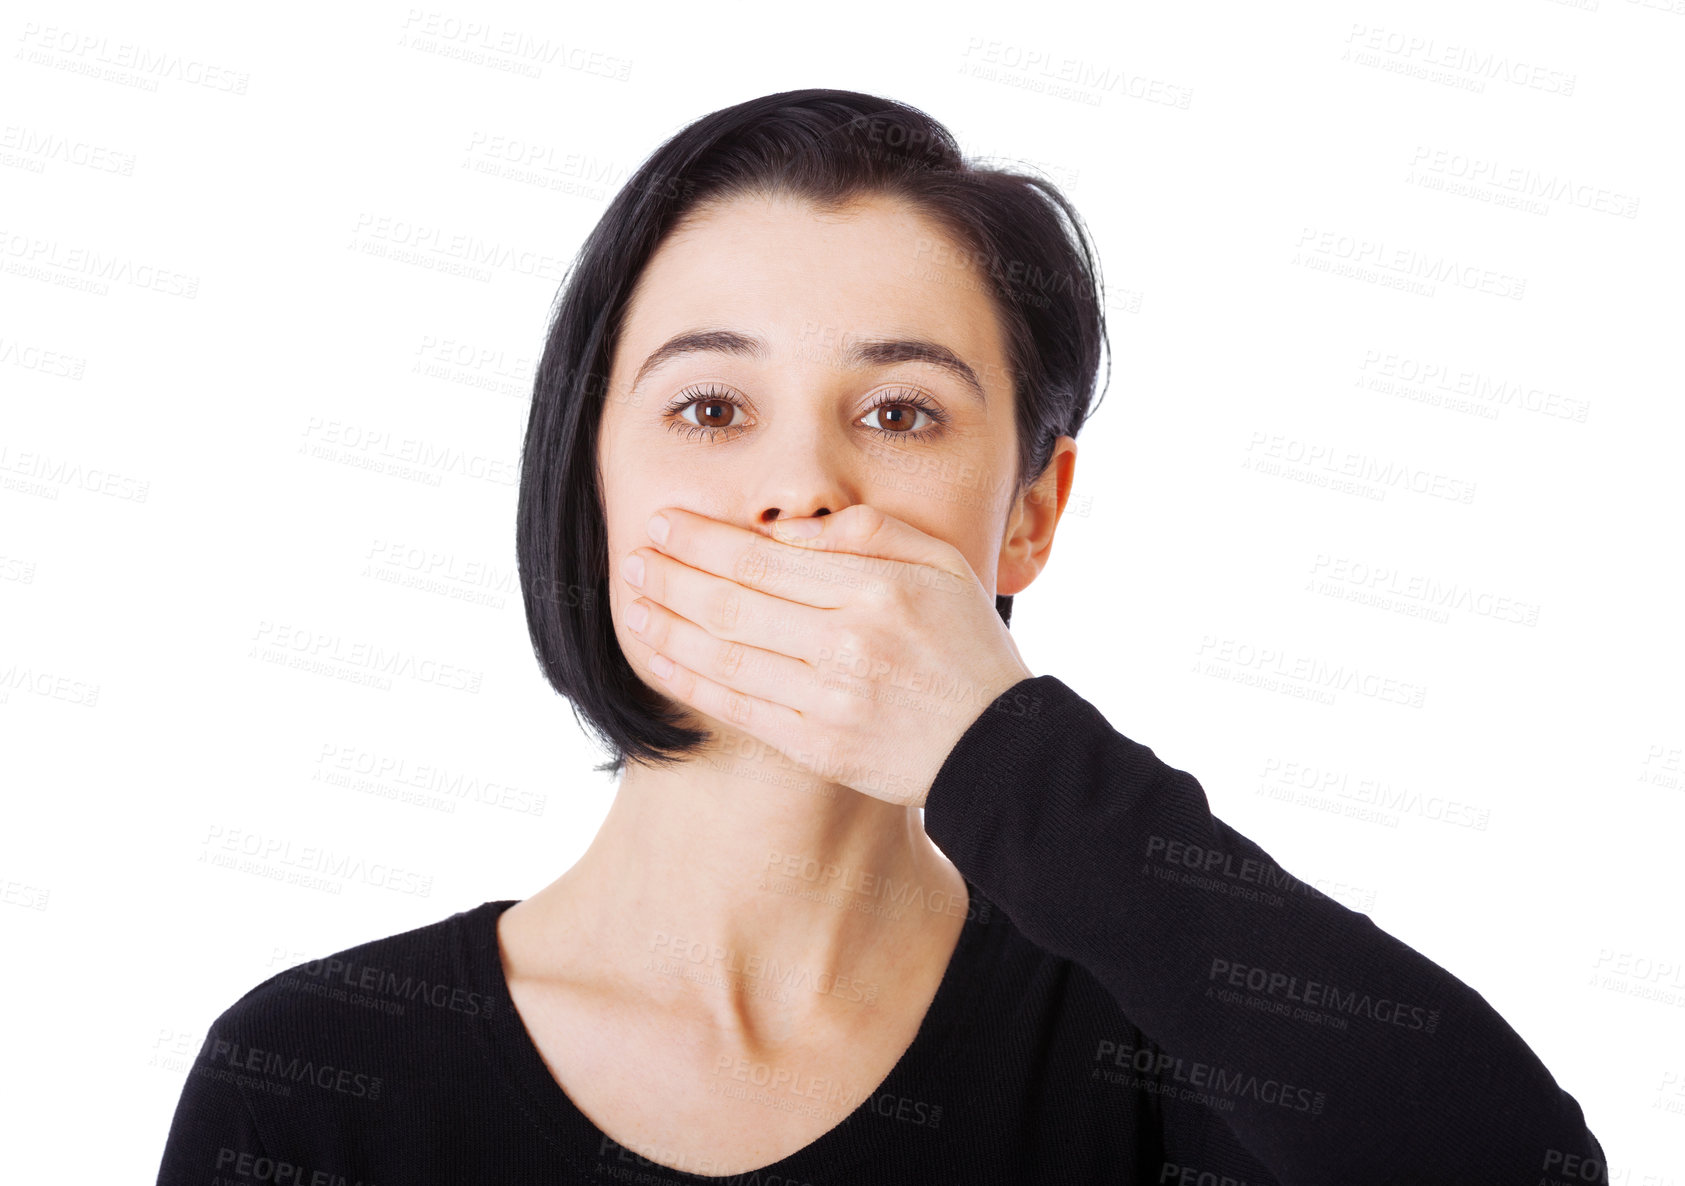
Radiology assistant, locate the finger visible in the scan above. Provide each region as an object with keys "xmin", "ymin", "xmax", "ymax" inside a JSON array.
[
  {"xmin": 766, "ymin": 504, "xmax": 977, "ymax": 590},
  {"xmin": 634, "ymin": 622, "xmax": 811, "ymax": 758},
  {"xmin": 647, "ymin": 506, "xmax": 946, "ymax": 606},
  {"xmin": 626, "ymin": 545, "xmax": 830, "ymax": 663},
  {"xmin": 627, "ymin": 594, "xmax": 820, "ymax": 711}
]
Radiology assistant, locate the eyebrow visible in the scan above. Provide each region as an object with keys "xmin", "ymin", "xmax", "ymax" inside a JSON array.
[{"xmin": 629, "ymin": 329, "xmax": 988, "ymax": 406}]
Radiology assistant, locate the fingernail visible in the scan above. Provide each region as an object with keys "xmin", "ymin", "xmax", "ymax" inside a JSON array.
[
  {"xmin": 621, "ymin": 553, "xmax": 644, "ymax": 587},
  {"xmin": 626, "ymin": 602, "xmax": 648, "ymax": 632},
  {"xmin": 646, "ymin": 513, "xmax": 670, "ymax": 545}
]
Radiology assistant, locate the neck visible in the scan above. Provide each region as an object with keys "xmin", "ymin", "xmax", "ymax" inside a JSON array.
[{"xmin": 523, "ymin": 730, "xmax": 969, "ymax": 1046}]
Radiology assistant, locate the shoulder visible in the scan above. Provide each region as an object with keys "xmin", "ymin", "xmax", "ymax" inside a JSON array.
[{"xmin": 201, "ymin": 900, "xmax": 513, "ymax": 1063}]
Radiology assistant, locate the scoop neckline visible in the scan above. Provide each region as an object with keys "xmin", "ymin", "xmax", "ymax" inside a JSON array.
[{"xmin": 460, "ymin": 877, "xmax": 997, "ymax": 1180}]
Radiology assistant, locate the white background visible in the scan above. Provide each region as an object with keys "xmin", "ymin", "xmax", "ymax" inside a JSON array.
[{"xmin": 3, "ymin": 0, "xmax": 1681, "ymax": 1179}]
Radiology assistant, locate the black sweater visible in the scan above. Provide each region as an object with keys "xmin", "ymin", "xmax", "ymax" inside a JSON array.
[{"xmin": 155, "ymin": 675, "xmax": 1606, "ymax": 1185}]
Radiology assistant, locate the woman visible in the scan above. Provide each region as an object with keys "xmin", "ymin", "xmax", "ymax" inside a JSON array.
[{"xmin": 157, "ymin": 90, "xmax": 1607, "ymax": 1184}]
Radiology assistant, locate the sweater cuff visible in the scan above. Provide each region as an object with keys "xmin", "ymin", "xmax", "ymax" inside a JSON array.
[{"xmin": 921, "ymin": 674, "xmax": 1099, "ymax": 902}]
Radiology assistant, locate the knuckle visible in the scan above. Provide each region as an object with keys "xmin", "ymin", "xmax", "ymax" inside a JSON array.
[
  {"xmin": 854, "ymin": 578, "xmax": 893, "ymax": 614},
  {"xmin": 716, "ymin": 639, "xmax": 747, "ymax": 679},
  {"xmin": 850, "ymin": 503, "xmax": 888, "ymax": 534},
  {"xmin": 836, "ymin": 626, "xmax": 869, "ymax": 661},
  {"xmin": 722, "ymin": 688, "xmax": 754, "ymax": 727},
  {"xmin": 832, "ymin": 689, "xmax": 871, "ymax": 729},
  {"xmin": 734, "ymin": 545, "xmax": 773, "ymax": 590},
  {"xmin": 713, "ymin": 588, "xmax": 743, "ymax": 632}
]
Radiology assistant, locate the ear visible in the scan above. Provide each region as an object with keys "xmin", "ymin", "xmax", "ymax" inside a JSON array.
[{"xmin": 997, "ymin": 436, "xmax": 1078, "ymax": 597}]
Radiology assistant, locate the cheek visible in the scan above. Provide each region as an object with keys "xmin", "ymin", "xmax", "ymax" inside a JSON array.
[
  {"xmin": 597, "ymin": 465, "xmax": 647, "ymax": 581},
  {"xmin": 605, "ymin": 516, "xmax": 644, "ymax": 620},
  {"xmin": 926, "ymin": 513, "xmax": 1001, "ymax": 586}
]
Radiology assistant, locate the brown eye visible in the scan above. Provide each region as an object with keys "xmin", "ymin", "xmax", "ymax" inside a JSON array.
[
  {"xmin": 675, "ymin": 397, "xmax": 745, "ymax": 431},
  {"xmin": 690, "ymin": 400, "xmax": 737, "ymax": 428},
  {"xmin": 860, "ymin": 401, "xmax": 933, "ymax": 434}
]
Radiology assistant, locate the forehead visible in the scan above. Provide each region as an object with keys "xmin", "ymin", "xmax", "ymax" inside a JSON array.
[{"xmin": 616, "ymin": 191, "xmax": 1009, "ymax": 381}]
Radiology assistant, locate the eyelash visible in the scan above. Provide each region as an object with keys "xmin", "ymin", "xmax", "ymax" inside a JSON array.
[{"xmin": 659, "ymin": 385, "xmax": 952, "ymax": 444}]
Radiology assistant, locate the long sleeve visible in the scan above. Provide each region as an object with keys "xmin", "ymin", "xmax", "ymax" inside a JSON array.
[
  {"xmin": 155, "ymin": 1009, "xmax": 271, "ymax": 1185},
  {"xmin": 921, "ymin": 675, "xmax": 1607, "ymax": 1186}
]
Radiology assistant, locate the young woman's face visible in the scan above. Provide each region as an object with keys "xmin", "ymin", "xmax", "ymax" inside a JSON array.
[{"xmin": 597, "ymin": 190, "xmax": 1026, "ymax": 709}]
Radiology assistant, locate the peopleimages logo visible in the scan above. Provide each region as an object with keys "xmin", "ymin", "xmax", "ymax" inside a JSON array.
[
  {"xmin": 1207, "ymin": 957, "xmax": 1441, "ymax": 1032},
  {"xmin": 284, "ymin": 955, "xmax": 497, "ymax": 1019},
  {"xmin": 196, "ymin": 1033, "xmax": 382, "ymax": 1100},
  {"xmin": 1092, "ymin": 1039, "xmax": 1326, "ymax": 1115}
]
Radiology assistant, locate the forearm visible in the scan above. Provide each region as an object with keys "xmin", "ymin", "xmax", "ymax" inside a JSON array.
[{"xmin": 922, "ymin": 675, "xmax": 1604, "ymax": 1185}]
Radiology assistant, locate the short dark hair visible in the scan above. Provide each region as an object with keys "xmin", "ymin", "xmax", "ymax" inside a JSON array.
[{"xmin": 516, "ymin": 88, "xmax": 1111, "ymax": 777}]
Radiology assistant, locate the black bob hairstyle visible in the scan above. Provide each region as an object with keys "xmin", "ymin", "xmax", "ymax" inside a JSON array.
[{"xmin": 516, "ymin": 88, "xmax": 1111, "ymax": 778}]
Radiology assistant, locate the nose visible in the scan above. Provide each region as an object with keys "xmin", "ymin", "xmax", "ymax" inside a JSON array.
[
  {"xmin": 746, "ymin": 392, "xmax": 859, "ymax": 530},
  {"xmin": 763, "ymin": 506, "xmax": 832, "ymax": 525},
  {"xmin": 754, "ymin": 426, "xmax": 849, "ymax": 522}
]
